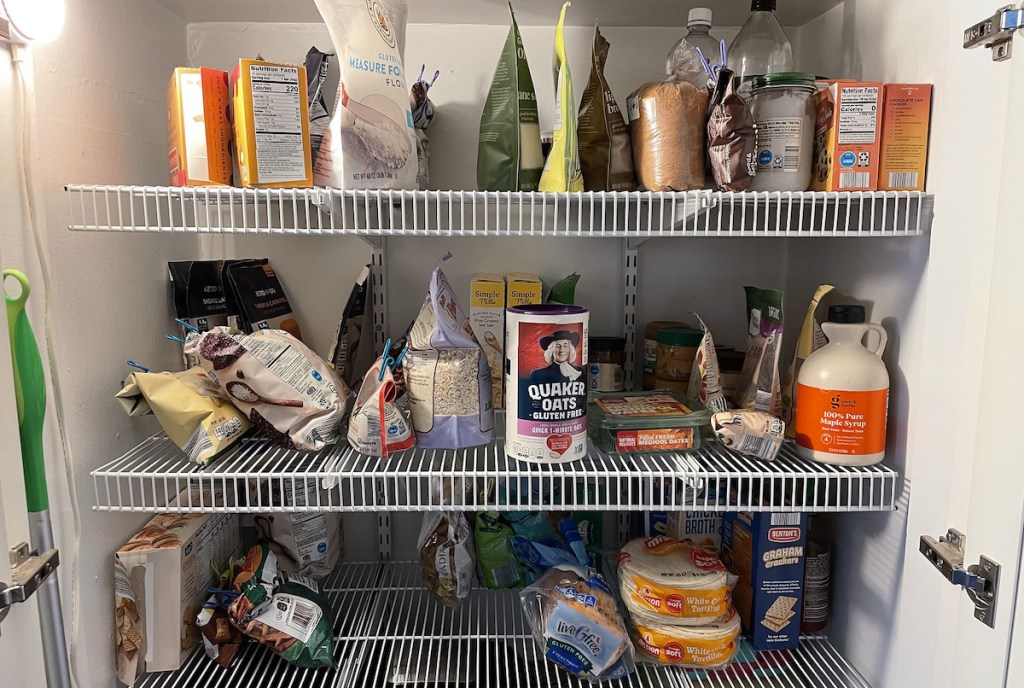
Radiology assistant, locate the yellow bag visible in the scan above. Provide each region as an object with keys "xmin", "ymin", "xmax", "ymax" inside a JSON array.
[{"xmin": 538, "ymin": 2, "xmax": 583, "ymax": 192}]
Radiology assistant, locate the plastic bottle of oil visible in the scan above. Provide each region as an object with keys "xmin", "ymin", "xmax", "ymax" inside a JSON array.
[{"xmin": 795, "ymin": 305, "xmax": 889, "ymax": 466}]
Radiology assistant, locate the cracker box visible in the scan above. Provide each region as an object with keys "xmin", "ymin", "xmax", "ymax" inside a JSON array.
[
  {"xmin": 114, "ymin": 491, "xmax": 240, "ymax": 676},
  {"xmin": 167, "ymin": 67, "xmax": 232, "ymax": 187},
  {"xmin": 470, "ymin": 273, "xmax": 506, "ymax": 407},
  {"xmin": 721, "ymin": 511, "xmax": 807, "ymax": 651},
  {"xmin": 232, "ymin": 59, "xmax": 313, "ymax": 188},
  {"xmin": 506, "ymin": 273, "xmax": 543, "ymax": 307},
  {"xmin": 878, "ymin": 84, "xmax": 933, "ymax": 191},
  {"xmin": 811, "ymin": 81, "xmax": 883, "ymax": 192}
]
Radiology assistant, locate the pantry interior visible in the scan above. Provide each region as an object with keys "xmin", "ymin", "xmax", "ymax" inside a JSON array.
[{"xmin": 0, "ymin": 1, "xmax": 1021, "ymax": 687}]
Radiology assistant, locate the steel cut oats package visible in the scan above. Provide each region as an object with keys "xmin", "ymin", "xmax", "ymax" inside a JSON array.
[{"xmin": 404, "ymin": 254, "xmax": 495, "ymax": 449}]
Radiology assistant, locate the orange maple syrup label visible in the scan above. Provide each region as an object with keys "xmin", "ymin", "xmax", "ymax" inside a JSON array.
[{"xmin": 795, "ymin": 384, "xmax": 888, "ymax": 455}]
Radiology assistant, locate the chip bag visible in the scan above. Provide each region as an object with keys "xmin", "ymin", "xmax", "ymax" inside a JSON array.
[{"xmin": 538, "ymin": 2, "xmax": 583, "ymax": 192}]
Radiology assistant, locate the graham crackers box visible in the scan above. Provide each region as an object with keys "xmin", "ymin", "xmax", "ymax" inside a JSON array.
[
  {"xmin": 167, "ymin": 67, "xmax": 232, "ymax": 186},
  {"xmin": 470, "ymin": 273, "xmax": 506, "ymax": 407},
  {"xmin": 114, "ymin": 490, "xmax": 240, "ymax": 679},
  {"xmin": 811, "ymin": 81, "xmax": 883, "ymax": 191},
  {"xmin": 878, "ymin": 84, "xmax": 933, "ymax": 191},
  {"xmin": 721, "ymin": 511, "xmax": 807, "ymax": 651}
]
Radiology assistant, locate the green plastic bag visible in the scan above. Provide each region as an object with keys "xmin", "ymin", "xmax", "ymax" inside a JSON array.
[
  {"xmin": 477, "ymin": 3, "xmax": 544, "ymax": 191},
  {"xmin": 475, "ymin": 512, "xmax": 524, "ymax": 589}
]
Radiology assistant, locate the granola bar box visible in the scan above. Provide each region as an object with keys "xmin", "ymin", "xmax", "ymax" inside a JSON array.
[
  {"xmin": 114, "ymin": 490, "xmax": 240, "ymax": 675},
  {"xmin": 721, "ymin": 511, "xmax": 807, "ymax": 651}
]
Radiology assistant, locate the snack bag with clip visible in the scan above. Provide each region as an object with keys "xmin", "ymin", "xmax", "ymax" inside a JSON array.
[
  {"xmin": 228, "ymin": 543, "xmax": 335, "ymax": 668},
  {"xmin": 538, "ymin": 2, "xmax": 583, "ymax": 192},
  {"xmin": 347, "ymin": 356, "xmax": 414, "ymax": 457},
  {"xmin": 707, "ymin": 67, "xmax": 756, "ymax": 192}
]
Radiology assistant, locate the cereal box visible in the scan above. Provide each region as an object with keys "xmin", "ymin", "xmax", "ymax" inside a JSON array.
[
  {"xmin": 878, "ymin": 84, "xmax": 933, "ymax": 191},
  {"xmin": 811, "ymin": 81, "xmax": 883, "ymax": 192},
  {"xmin": 232, "ymin": 59, "xmax": 313, "ymax": 188},
  {"xmin": 470, "ymin": 273, "xmax": 506, "ymax": 407},
  {"xmin": 721, "ymin": 511, "xmax": 807, "ymax": 651},
  {"xmin": 506, "ymin": 273, "xmax": 543, "ymax": 307},
  {"xmin": 167, "ymin": 68, "xmax": 232, "ymax": 186}
]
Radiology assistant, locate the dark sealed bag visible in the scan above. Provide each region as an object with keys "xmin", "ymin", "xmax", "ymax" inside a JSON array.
[
  {"xmin": 578, "ymin": 27, "xmax": 636, "ymax": 192},
  {"xmin": 477, "ymin": 3, "xmax": 544, "ymax": 191},
  {"xmin": 225, "ymin": 261, "xmax": 302, "ymax": 341},
  {"xmin": 328, "ymin": 265, "xmax": 375, "ymax": 388},
  {"xmin": 707, "ymin": 68, "xmax": 756, "ymax": 192}
]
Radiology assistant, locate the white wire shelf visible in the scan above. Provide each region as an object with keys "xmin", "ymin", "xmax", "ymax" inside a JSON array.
[
  {"xmin": 65, "ymin": 185, "xmax": 931, "ymax": 237},
  {"xmin": 91, "ymin": 434, "xmax": 899, "ymax": 513},
  {"xmin": 135, "ymin": 560, "xmax": 872, "ymax": 688}
]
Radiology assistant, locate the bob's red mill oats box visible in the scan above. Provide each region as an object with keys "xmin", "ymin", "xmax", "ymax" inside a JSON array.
[{"xmin": 722, "ymin": 511, "xmax": 807, "ymax": 651}]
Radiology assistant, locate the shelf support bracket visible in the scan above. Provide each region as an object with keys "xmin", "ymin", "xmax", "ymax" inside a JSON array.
[{"xmin": 623, "ymin": 239, "xmax": 639, "ymax": 391}]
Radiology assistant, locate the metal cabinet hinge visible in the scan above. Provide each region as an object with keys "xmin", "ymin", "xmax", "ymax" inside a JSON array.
[
  {"xmin": 0, "ymin": 543, "xmax": 60, "ymax": 632},
  {"xmin": 964, "ymin": 4, "xmax": 1024, "ymax": 61},
  {"xmin": 920, "ymin": 529, "xmax": 1000, "ymax": 628}
]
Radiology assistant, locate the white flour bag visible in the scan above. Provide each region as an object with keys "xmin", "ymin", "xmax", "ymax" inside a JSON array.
[{"xmin": 313, "ymin": 0, "xmax": 417, "ymax": 189}]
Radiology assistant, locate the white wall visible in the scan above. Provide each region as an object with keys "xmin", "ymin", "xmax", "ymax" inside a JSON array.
[{"xmin": 0, "ymin": 1, "xmax": 192, "ymax": 686}]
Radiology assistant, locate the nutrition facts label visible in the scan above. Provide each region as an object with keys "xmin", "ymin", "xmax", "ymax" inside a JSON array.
[
  {"xmin": 249, "ymin": 64, "xmax": 306, "ymax": 183},
  {"xmin": 837, "ymin": 86, "xmax": 879, "ymax": 145}
]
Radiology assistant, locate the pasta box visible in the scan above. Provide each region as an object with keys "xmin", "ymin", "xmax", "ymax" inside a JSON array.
[{"xmin": 721, "ymin": 511, "xmax": 807, "ymax": 651}]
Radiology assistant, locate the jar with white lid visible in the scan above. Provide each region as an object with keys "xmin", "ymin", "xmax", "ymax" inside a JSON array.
[{"xmin": 748, "ymin": 72, "xmax": 816, "ymax": 192}]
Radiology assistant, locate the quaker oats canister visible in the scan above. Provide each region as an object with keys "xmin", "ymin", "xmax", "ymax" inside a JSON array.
[{"xmin": 506, "ymin": 304, "xmax": 590, "ymax": 463}]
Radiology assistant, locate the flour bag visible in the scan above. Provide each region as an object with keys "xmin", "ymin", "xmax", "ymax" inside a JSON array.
[
  {"xmin": 478, "ymin": 3, "xmax": 544, "ymax": 191},
  {"xmin": 312, "ymin": 0, "xmax": 417, "ymax": 189}
]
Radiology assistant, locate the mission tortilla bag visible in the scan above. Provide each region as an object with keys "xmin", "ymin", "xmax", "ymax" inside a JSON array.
[
  {"xmin": 578, "ymin": 27, "xmax": 636, "ymax": 192},
  {"xmin": 538, "ymin": 2, "xmax": 582, "ymax": 192},
  {"xmin": 478, "ymin": 3, "xmax": 544, "ymax": 191},
  {"xmin": 312, "ymin": 0, "xmax": 417, "ymax": 190}
]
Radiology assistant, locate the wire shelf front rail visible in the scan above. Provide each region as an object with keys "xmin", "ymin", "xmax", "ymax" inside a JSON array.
[
  {"xmin": 66, "ymin": 185, "xmax": 930, "ymax": 237},
  {"xmin": 134, "ymin": 561, "xmax": 872, "ymax": 688},
  {"xmin": 91, "ymin": 435, "xmax": 899, "ymax": 513}
]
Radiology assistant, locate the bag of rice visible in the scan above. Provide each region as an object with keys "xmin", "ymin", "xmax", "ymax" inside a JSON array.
[
  {"xmin": 478, "ymin": 2, "xmax": 544, "ymax": 191},
  {"xmin": 404, "ymin": 254, "xmax": 494, "ymax": 449},
  {"xmin": 312, "ymin": 0, "xmax": 417, "ymax": 189}
]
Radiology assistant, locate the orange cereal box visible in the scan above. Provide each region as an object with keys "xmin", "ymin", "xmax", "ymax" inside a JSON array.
[
  {"xmin": 878, "ymin": 84, "xmax": 932, "ymax": 191},
  {"xmin": 811, "ymin": 81, "xmax": 883, "ymax": 192},
  {"xmin": 167, "ymin": 68, "xmax": 232, "ymax": 186}
]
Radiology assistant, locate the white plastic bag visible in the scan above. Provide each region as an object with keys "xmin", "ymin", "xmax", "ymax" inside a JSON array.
[{"xmin": 312, "ymin": 0, "xmax": 417, "ymax": 189}]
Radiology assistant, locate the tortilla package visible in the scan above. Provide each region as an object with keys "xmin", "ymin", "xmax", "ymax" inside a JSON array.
[
  {"xmin": 347, "ymin": 358, "xmax": 414, "ymax": 457},
  {"xmin": 229, "ymin": 543, "xmax": 335, "ymax": 668},
  {"xmin": 736, "ymin": 287, "xmax": 784, "ymax": 416},
  {"xmin": 478, "ymin": 3, "xmax": 544, "ymax": 191},
  {"xmin": 538, "ymin": 2, "xmax": 582, "ymax": 192},
  {"xmin": 185, "ymin": 328, "xmax": 350, "ymax": 451},
  {"xmin": 707, "ymin": 68, "xmax": 756, "ymax": 192},
  {"xmin": 418, "ymin": 511, "xmax": 475, "ymax": 608},
  {"xmin": 578, "ymin": 27, "xmax": 635, "ymax": 192},
  {"xmin": 312, "ymin": 0, "xmax": 417, "ymax": 190},
  {"xmin": 116, "ymin": 368, "xmax": 249, "ymax": 465},
  {"xmin": 404, "ymin": 255, "xmax": 494, "ymax": 449},
  {"xmin": 781, "ymin": 284, "xmax": 834, "ymax": 436},
  {"xmin": 328, "ymin": 265, "xmax": 375, "ymax": 387},
  {"xmin": 225, "ymin": 260, "xmax": 302, "ymax": 340},
  {"xmin": 687, "ymin": 314, "xmax": 729, "ymax": 414}
]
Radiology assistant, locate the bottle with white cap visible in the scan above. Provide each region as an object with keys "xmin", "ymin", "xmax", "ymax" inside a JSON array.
[{"xmin": 666, "ymin": 8, "xmax": 722, "ymax": 77}]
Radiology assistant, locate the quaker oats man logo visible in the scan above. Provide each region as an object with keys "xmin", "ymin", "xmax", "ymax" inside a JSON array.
[{"xmin": 367, "ymin": 0, "xmax": 397, "ymax": 48}]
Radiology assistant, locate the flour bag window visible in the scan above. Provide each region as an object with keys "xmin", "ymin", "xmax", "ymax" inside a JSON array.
[
  {"xmin": 506, "ymin": 304, "xmax": 590, "ymax": 464},
  {"xmin": 312, "ymin": 0, "xmax": 417, "ymax": 189}
]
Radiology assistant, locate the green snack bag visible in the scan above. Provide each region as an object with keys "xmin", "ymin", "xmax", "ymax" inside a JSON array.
[
  {"xmin": 229, "ymin": 543, "xmax": 336, "ymax": 668},
  {"xmin": 478, "ymin": 3, "xmax": 544, "ymax": 191},
  {"xmin": 547, "ymin": 272, "xmax": 580, "ymax": 305},
  {"xmin": 475, "ymin": 511, "xmax": 524, "ymax": 589},
  {"xmin": 737, "ymin": 286, "xmax": 785, "ymax": 416}
]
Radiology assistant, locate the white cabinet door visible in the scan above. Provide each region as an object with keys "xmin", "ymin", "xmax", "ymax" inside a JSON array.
[{"xmin": 950, "ymin": 20, "xmax": 1024, "ymax": 688}]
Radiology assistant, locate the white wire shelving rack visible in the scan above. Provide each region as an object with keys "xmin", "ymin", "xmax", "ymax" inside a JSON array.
[
  {"xmin": 91, "ymin": 434, "xmax": 899, "ymax": 514},
  {"xmin": 134, "ymin": 560, "xmax": 872, "ymax": 688},
  {"xmin": 65, "ymin": 186, "xmax": 931, "ymax": 237}
]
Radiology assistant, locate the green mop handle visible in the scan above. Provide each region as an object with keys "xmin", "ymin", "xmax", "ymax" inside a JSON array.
[{"xmin": 5, "ymin": 269, "xmax": 48, "ymax": 513}]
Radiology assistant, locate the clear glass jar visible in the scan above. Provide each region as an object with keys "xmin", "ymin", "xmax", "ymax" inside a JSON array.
[
  {"xmin": 655, "ymin": 327, "xmax": 703, "ymax": 390},
  {"xmin": 748, "ymin": 72, "xmax": 817, "ymax": 192}
]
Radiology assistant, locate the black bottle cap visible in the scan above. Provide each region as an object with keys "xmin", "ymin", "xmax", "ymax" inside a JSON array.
[
  {"xmin": 752, "ymin": 0, "xmax": 777, "ymax": 11},
  {"xmin": 828, "ymin": 305, "xmax": 866, "ymax": 324}
]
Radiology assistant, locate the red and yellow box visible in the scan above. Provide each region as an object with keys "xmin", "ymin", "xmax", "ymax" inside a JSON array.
[
  {"xmin": 878, "ymin": 84, "xmax": 933, "ymax": 191},
  {"xmin": 811, "ymin": 81, "xmax": 883, "ymax": 192},
  {"xmin": 167, "ymin": 67, "xmax": 232, "ymax": 187},
  {"xmin": 231, "ymin": 59, "xmax": 313, "ymax": 188}
]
